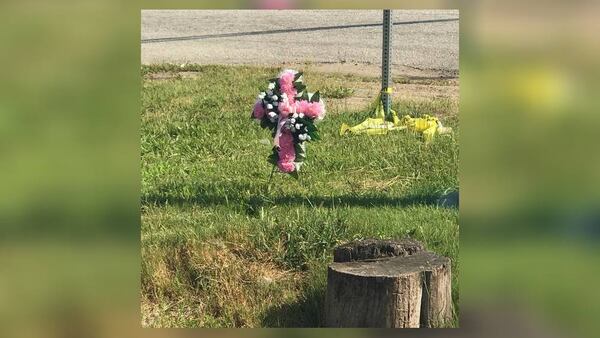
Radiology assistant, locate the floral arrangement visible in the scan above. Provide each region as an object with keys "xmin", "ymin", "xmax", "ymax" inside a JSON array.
[{"xmin": 251, "ymin": 69, "xmax": 326, "ymax": 174}]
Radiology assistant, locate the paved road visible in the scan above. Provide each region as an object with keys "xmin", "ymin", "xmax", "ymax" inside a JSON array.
[{"xmin": 141, "ymin": 10, "xmax": 459, "ymax": 78}]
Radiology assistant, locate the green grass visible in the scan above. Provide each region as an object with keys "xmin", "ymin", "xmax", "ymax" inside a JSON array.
[
  {"xmin": 141, "ymin": 64, "xmax": 459, "ymax": 328},
  {"xmin": 321, "ymin": 84, "xmax": 355, "ymax": 99}
]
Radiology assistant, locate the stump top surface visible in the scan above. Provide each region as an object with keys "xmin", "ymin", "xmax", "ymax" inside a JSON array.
[
  {"xmin": 329, "ymin": 251, "xmax": 450, "ymax": 278},
  {"xmin": 333, "ymin": 238, "xmax": 424, "ymax": 263}
]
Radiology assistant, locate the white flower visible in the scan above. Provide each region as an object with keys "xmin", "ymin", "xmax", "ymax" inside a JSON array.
[
  {"xmin": 298, "ymin": 113, "xmax": 304, "ymax": 118},
  {"xmin": 268, "ymin": 112, "xmax": 276, "ymax": 118},
  {"xmin": 267, "ymin": 104, "xmax": 273, "ymax": 109},
  {"xmin": 298, "ymin": 134, "xmax": 307, "ymax": 141},
  {"xmin": 306, "ymin": 135, "xmax": 311, "ymax": 141},
  {"xmin": 295, "ymin": 123, "xmax": 302, "ymax": 130},
  {"xmin": 272, "ymin": 95, "xmax": 278, "ymax": 101},
  {"xmin": 258, "ymin": 92, "xmax": 266, "ymax": 99},
  {"xmin": 304, "ymin": 127, "xmax": 308, "ymax": 132},
  {"xmin": 268, "ymin": 82, "xmax": 275, "ymax": 90},
  {"xmin": 289, "ymin": 118, "xmax": 296, "ymax": 124},
  {"xmin": 292, "ymin": 113, "xmax": 298, "ymax": 118}
]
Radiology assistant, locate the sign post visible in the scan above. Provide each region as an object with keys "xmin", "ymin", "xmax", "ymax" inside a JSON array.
[{"xmin": 381, "ymin": 9, "xmax": 392, "ymax": 118}]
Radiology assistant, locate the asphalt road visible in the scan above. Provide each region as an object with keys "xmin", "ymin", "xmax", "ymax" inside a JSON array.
[{"xmin": 141, "ymin": 10, "xmax": 459, "ymax": 78}]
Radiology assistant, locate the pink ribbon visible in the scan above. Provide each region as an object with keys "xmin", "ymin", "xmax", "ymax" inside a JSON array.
[
  {"xmin": 273, "ymin": 105, "xmax": 295, "ymax": 148},
  {"xmin": 273, "ymin": 118, "xmax": 287, "ymax": 148}
]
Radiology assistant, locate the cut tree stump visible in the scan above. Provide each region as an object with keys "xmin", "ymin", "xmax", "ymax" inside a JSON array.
[{"xmin": 325, "ymin": 239, "xmax": 453, "ymax": 328}]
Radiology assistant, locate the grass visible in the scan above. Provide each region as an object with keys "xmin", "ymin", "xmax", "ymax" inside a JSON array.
[
  {"xmin": 141, "ymin": 64, "xmax": 459, "ymax": 327},
  {"xmin": 321, "ymin": 84, "xmax": 355, "ymax": 99}
]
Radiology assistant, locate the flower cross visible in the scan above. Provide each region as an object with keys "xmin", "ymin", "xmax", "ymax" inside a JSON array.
[{"xmin": 251, "ymin": 69, "xmax": 325, "ymax": 174}]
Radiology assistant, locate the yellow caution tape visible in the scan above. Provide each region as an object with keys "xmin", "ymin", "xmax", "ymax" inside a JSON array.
[{"xmin": 339, "ymin": 92, "xmax": 452, "ymax": 142}]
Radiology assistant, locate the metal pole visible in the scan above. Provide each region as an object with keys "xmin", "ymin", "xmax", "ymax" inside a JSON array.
[{"xmin": 381, "ymin": 9, "xmax": 392, "ymax": 118}]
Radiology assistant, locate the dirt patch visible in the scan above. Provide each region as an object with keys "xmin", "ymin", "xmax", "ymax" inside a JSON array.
[
  {"xmin": 325, "ymin": 79, "xmax": 459, "ymax": 114},
  {"xmin": 283, "ymin": 62, "xmax": 458, "ymax": 80},
  {"xmin": 145, "ymin": 71, "xmax": 177, "ymax": 80}
]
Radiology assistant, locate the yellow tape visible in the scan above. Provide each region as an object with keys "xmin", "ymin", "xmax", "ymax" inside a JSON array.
[
  {"xmin": 382, "ymin": 87, "xmax": 393, "ymax": 94},
  {"xmin": 340, "ymin": 90, "xmax": 453, "ymax": 142}
]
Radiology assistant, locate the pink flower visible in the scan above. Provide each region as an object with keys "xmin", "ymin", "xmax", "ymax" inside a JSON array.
[
  {"xmin": 277, "ymin": 161, "xmax": 295, "ymax": 173},
  {"xmin": 277, "ymin": 129, "xmax": 296, "ymax": 173},
  {"xmin": 252, "ymin": 99, "xmax": 265, "ymax": 120},
  {"xmin": 296, "ymin": 100, "xmax": 325, "ymax": 120},
  {"xmin": 277, "ymin": 100, "xmax": 293, "ymax": 118},
  {"xmin": 278, "ymin": 70, "xmax": 297, "ymax": 102}
]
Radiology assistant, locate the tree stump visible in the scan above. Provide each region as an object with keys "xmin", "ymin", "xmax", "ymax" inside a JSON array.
[{"xmin": 325, "ymin": 239, "xmax": 453, "ymax": 328}]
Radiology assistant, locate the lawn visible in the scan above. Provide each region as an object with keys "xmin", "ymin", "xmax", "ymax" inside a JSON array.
[{"xmin": 140, "ymin": 64, "xmax": 459, "ymax": 327}]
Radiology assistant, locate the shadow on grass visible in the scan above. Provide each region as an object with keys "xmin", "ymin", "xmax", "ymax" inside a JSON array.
[
  {"xmin": 261, "ymin": 284, "xmax": 326, "ymax": 328},
  {"xmin": 143, "ymin": 180, "xmax": 443, "ymax": 210},
  {"xmin": 141, "ymin": 177, "xmax": 459, "ymax": 215},
  {"xmin": 246, "ymin": 193, "xmax": 442, "ymax": 216},
  {"xmin": 144, "ymin": 192, "xmax": 442, "ymax": 213}
]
